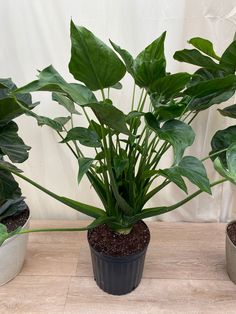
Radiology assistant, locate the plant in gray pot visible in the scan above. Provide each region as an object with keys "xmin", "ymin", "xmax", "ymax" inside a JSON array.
[
  {"xmin": 1, "ymin": 22, "xmax": 236, "ymax": 294},
  {"xmin": 0, "ymin": 77, "xmax": 35, "ymax": 285}
]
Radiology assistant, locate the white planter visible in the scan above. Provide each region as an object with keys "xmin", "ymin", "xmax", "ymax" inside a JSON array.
[{"xmin": 0, "ymin": 215, "xmax": 30, "ymax": 286}]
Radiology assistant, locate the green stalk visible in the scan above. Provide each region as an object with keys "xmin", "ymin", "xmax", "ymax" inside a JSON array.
[
  {"xmin": 3, "ymin": 166, "xmax": 104, "ymax": 218},
  {"xmin": 201, "ymin": 148, "xmax": 228, "ymax": 162},
  {"xmin": 133, "ymin": 178, "xmax": 227, "ymax": 221},
  {"xmin": 131, "ymin": 83, "xmax": 136, "ymax": 111}
]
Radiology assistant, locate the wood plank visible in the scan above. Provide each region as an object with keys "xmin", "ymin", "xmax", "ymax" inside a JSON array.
[
  {"xmin": 0, "ymin": 276, "xmax": 70, "ymax": 313},
  {"xmin": 64, "ymin": 277, "xmax": 236, "ymax": 314}
]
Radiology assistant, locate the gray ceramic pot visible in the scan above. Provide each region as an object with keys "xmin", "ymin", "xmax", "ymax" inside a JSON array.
[
  {"xmin": 0, "ymin": 214, "xmax": 30, "ymax": 286},
  {"xmin": 226, "ymin": 220, "xmax": 236, "ymax": 284}
]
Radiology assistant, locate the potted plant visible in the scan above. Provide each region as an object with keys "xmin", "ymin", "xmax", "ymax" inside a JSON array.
[
  {"xmin": 0, "ymin": 77, "xmax": 35, "ymax": 285},
  {"xmin": 1, "ymin": 21, "xmax": 236, "ymax": 294}
]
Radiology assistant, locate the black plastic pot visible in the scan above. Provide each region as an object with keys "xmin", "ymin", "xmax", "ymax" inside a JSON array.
[{"xmin": 88, "ymin": 224, "xmax": 150, "ymax": 295}]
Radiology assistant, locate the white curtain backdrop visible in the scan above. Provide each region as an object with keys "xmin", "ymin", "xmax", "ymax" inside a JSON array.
[{"xmin": 1, "ymin": 0, "xmax": 236, "ymax": 221}]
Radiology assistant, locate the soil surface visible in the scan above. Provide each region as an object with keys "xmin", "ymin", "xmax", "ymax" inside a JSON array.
[
  {"xmin": 88, "ymin": 220, "xmax": 150, "ymax": 257},
  {"xmin": 1, "ymin": 208, "xmax": 29, "ymax": 233}
]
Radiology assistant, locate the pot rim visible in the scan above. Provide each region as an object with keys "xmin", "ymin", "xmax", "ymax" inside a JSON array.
[
  {"xmin": 87, "ymin": 219, "xmax": 150, "ymax": 260},
  {"xmin": 0, "ymin": 207, "xmax": 30, "ymax": 248}
]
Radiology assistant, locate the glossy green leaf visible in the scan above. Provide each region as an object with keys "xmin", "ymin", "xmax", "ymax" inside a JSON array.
[
  {"xmin": 23, "ymin": 108, "xmax": 63, "ymax": 131},
  {"xmin": 145, "ymin": 113, "xmax": 195, "ymax": 164},
  {"xmin": 62, "ymin": 127, "xmax": 101, "ymax": 147},
  {"xmin": 69, "ymin": 20, "xmax": 126, "ymax": 91},
  {"xmin": 159, "ymin": 156, "xmax": 211, "ymax": 194},
  {"xmin": 53, "ymin": 116, "xmax": 71, "ymax": 126},
  {"xmin": 188, "ymin": 90, "xmax": 235, "ymax": 111},
  {"xmin": 213, "ymin": 144, "xmax": 236, "ymax": 184},
  {"xmin": 174, "ymin": 49, "xmax": 219, "ymax": 70},
  {"xmin": 77, "ymin": 157, "xmax": 94, "ymax": 184},
  {"xmin": 109, "ymin": 40, "xmax": 134, "ymax": 75},
  {"xmin": 0, "ymin": 122, "xmax": 30, "ymax": 162},
  {"xmin": 111, "ymin": 82, "xmax": 122, "ymax": 89},
  {"xmin": 85, "ymin": 102, "xmax": 129, "ymax": 135},
  {"xmin": 0, "ymin": 78, "xmax": 36, "ymax": 126},
  {"xmin": 15, "ymin": 65, "xmax": 97, "ymax": 105},
  {"xmin": 218, "ymin": 104, "xmax": 236, "ymax": 118},
  {"xmin": 149, "ymin": 72, "xmax": 191, "ymax": 97},
  {"xmin": 0, "ymin": 169, "xmax": 19, "ymax": 203},
  {"xmin": 0, "ymin": 198, "xmax": 26, "ymax": 221},
  {"xmin": 133, "ymin": 32, "xmax": 166, "ymax": 88},
  {"xmin": 210, "ymin": 125, "xmax": 236, "ymax": 167},
  {"xmin": 220, "ymin": 40, "xmax": 236, "ymax": 74},
  {"xmin": 158, "ymin": 168, "xmax": 187, "ymax": 193},
  {"xmin": 185, "ymin": 75, "xmax": 236, "ymax": 98},
  {"xmin": 188, "ymin": 37, "xmax": 220, "ymax": 60},
  {"xmin": 52, "ymin": 92, "xmax": 80, "ymax": 114},
  {"xmin": 151, "ymin": 100, "xmax": 185, "ymax": 121}
]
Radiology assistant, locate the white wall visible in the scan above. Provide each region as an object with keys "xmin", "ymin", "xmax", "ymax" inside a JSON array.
[{"xmin": 1, "ymin": 0, "xmax": 236, "ymax": 221}]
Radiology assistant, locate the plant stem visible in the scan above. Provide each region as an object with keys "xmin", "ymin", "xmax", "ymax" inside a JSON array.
[
  {"xmin": 131, "ymin": 83, "xmax": 136, "ymax": 111},
  {"xmin": 56, "ymin": 131, "xmax": 78, "ymax": 159},
  {"xmin": 136, "ymin": 178, "xmax": 227, "ymax": 221},
  {"xmin": 101, "ymin": 89, "xmax": 106, "ymax": 101},
  {"xmin": 17, "ymin": 227, "xmax": 91, "ymax": 235},
  {"xmin": 201, "ymin": 148, "xmax": 227, "ymax": 162}
]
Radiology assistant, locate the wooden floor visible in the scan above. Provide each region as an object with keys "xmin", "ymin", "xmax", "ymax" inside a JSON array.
[{"xmin": 0, "ymin": 220, "xmax": 235, "ymax": 313}]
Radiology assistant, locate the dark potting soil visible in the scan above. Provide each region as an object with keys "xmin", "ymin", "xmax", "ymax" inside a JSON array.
[
  {"xmin": 227, "ymin": 222, "xmax": 236, "ymax": 246},
  {"xmin": 1, "ymin": 208, "xmax": 29, "ymax": 233},
  {"xmin": 88, "ymin": 220, "xmax": 150, "ymax": 257}
]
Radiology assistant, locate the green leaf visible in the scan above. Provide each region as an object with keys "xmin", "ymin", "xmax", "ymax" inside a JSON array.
[
  {"xmin": 174, "ymin": 49, "xmax": 219, "ymax": 70},
  {"xmin": 227, "ymin": 144, "xmax": 236, "ymax": 176},
  {"xmin": 23, "ymin": 108, "xmax": 63, "ymax": 131},
  {"xmin": 218, "ymin": 104, "xmax": 236, "ymax": 118},
  {"xmin": 213, "ymin": 144, "xmax": 236, "ymax": 184},
  {"xmin": 77, "ymin": 157, "xmax": 94, "ymax": 184},
  {"xmin": 52, "ymin": 92, "xmax": 80, "ymax": 114},
  {"xmin": 53, "ymin": 116, "xmax": 71, "ymax": 126},
  {"xmin": 220, "ymin": 40, "xmax": 236, "ymax": 74},
  {"xmin": 0, "ymin": 78, "xmax": 36, "ymax": 126},
  {"xmin": 149, "ymin": 72, "xmax": 191, "ymax": 97},
  {"xmin": 113, "ymin": 155, "xmax": 129, "ymax": 178},
  {"xmin": 133, "ymin": 59, "xmax": 165, "ymax": 88},
  {"xmin": 188, "ymin": 37, "xmax": 220, "ymax": 61},
  {"xmin": 0, "ymin": 170, "xmax": 19, "ymax": 203},
  {"xmin": 210, "ymin": 125, "xmax": 236, "ymax": 167},
  {"xmin": 109, "ymin": 40, "xmax": 134, "ymax": 75},
  {"xmin": 158, "ymin": 168, "xmax": 187, "ymax": 193},
  {"xmin": 69, "ymin": 20, "xmax": 126, "ymax": 91},
  {"xmin": 0, "ymin": 223, "xmax": 9, "ymax": 246},
  {"xmin": 145, "ymin": 113, "xmax": 195, "ymax": 164},
  {"xmin": 133, "ymin": 32, "xmax": 166, "ymax": 88},
  {"xmin": 111, "ymin": 82, "xmax": 122, "ymax": 90},
  {"xmin": 0, "ymin": 198, "xmax": 26, "ymax": 221},
  {"xmin": 159, "ymin": 156, "xmax": 211, "ymax": 194},
  {"xmin": 185, "ymin": 75, "xmax": 236, "ymax": 98},
  {"xmin": 85, "ymin": 102, "xmax": 129, "ymax": 135},
  {"xmin": 151, "ymin": 100, "xmax": 185, "ymax": 121},
  {"xmin": 188, "ymin": 90, "xmax": 235, "ymax": 111},
  {"xmin": 62, "ymin": 127, "xmax": 101, "ymax": 147},
  {"xmin": 0, "ymin": 121, "xmax": 30, "ymax": 162},
  {"xmin": 15, "ymin": 65, "xmax": 97, "ymax": 105}
]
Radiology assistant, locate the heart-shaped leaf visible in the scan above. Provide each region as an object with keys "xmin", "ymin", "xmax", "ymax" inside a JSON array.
[
  {"xmin": 62, "ymin": 127, "xmax": 101, "ymax": 147},
  {"xmin": 69, "ymin": 21, "xmax": 126, "ymax": 91},
  {"xmin": 145, "ymin": 113, "xmax": 195, "ymax": 164}
]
